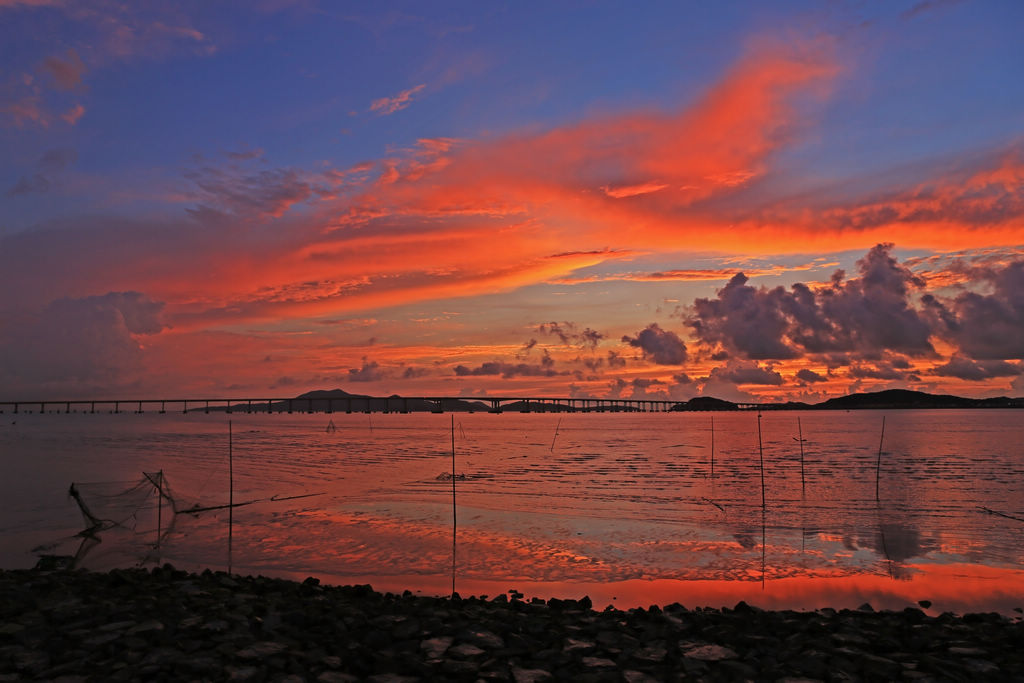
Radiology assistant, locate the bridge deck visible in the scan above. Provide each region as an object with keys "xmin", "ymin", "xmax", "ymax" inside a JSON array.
[{"xmin": 0, "ymin": 396, "xmax": 766, "ymax": 414}]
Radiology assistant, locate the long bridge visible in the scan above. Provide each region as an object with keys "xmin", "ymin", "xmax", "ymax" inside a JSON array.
[{"xmin": 0, "ymin": 395, "xmax": 766, "ymax": 415}]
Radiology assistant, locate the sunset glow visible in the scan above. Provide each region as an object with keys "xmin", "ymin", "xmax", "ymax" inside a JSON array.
[{"xmin": 2, "ymin": 2, "xmax": 1022, "ymax": 401}]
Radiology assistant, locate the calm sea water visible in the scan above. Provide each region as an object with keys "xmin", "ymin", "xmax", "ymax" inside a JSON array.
[{"xmin": 2, "ymin": 409, "xmax": 1023, "ymax": 614}]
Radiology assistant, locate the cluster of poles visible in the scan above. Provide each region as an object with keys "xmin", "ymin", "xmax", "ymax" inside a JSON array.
[
  {"xmin": 209, "ymin": 413, "xmax": 891, "ymax": 595},
  {"xmin": 708, "ymin": 413, "xmax": 887, "ymax": 509}
]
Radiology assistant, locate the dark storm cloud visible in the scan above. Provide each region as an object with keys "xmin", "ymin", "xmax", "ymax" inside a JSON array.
[
  {"xmin": 515, "ymin": 338, "xmax": 538, "ymax": 358},
  {"xmin": 848, "ymin": 362, "xmax": 911, "ymax": 380},
  {"xmin": 347, "ymin": 359, "xmax": 387, "ymax": 382},
  {"xmin": 795, "ymin": 368, "xmax": 827, "ymax": 383},
  {"xmin": 0, "ymin": 291, "xmax": 166, "ymax": 387},
  {"xmin": 621, "ymin": 323, "xmax": 688, "ymax": 365},
  {"xmin": 454, "ymin": 351, "xmax": 566, "ymax": 378},
  {"xmin": 932, "ymin": 355, "xmax": 1022, "ymax": 380},
  {"xmin": 708, "ymin": 360, "xmax": 784, "ymax": 385},
  {"xmin": 687, "ymin": 244, "xmax": 936, "ymax": 362},
  {"xmin": 688, "ymin": 273, "xmax": 799, "ymax": 359},
  {"xmin": 939, "ymin": 261, "xmax": 1024, "ymax": 360},
  {"xmin": 537, "ymin": 321, "xmax": 604, "ymax": 349}
]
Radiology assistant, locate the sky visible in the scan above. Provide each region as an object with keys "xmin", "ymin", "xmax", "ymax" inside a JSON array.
[{"xmin": 1, "ymin": 0, "xmax": 1022, "ymax": 402}]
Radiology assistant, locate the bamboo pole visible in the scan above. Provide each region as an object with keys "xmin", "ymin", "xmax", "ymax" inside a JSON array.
[
  {"xmin": 757, "ymin": 412, "xmax": 766, "ymax": 510},
  {"xmin": 450, "ymin": 414, "xmax": 457, "ymax": 597},
  {"xmin": 228, "ymin": 420, "xmax": 233, "ymax": 574},
  {"xmin": 156, "ymin": 470, "xmax": 163, "ymax": 550},
  {"xmin": 875, "ymin": 416, "xmax": 886, "ymax": 501},
  {"xmin": 710, "ymin": 415, "xmax": 715, "ymax": 478},
  {"xmin": 797, "ymin": 417, "xmax": 805, "ymax": 495},
  {"xmin": 761, "ymin": 506, "xmax": 767, "ymax": 589}
]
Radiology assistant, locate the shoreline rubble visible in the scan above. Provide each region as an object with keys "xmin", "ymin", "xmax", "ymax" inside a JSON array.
[{"xmin": 2, "ymin": 566, "xmax": 1023, "ymax": 681}]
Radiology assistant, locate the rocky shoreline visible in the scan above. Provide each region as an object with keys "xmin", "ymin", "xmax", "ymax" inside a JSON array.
[{"xmin": 2, "ymin": 567, "xmax": 1023, "ymax": 682}]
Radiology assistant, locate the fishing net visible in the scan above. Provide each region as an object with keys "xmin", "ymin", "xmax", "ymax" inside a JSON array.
[
  {"xmin": 68, "ymin": 472, "xmax": 167, "ymax": 535},
  {"xmin": 35, "ymin": 470, "xmax": 324, "ymax": 571},
  {"xmin": 39, "ymin": 471, "xmax": 176, "ymax": 568}
]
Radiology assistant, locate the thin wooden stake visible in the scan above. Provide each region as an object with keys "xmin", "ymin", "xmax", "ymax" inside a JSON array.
[
  {"xmin": 550, "ymin": 417, "xmax": 562, "ymax": 452},
  {"xmin": 451, "ymin": 414, "xmax": 457, "ymax": 597},
  {"xmin": 710, "ymin": 415, "xmax": 715, "ymax": 478},
  {"xmin": 156, "ymin": 470, "xmax": 163, "ymax": 550},
  {"xmin": 228, "ymin": 420, "xmax": 233, "ymax": 574},
  {"xmin": 797, "ymin": 417, "xmax": 805, "ymax": 495},
  {"xmin": 757, "ymin": 412, "xmax": 766, "ymax": 510},
  {"xmin": 761, "ymin": 507, "xmax": 767, "ymax": 590},
  {"xmin": 875, "ymin": 415, "xmax": 886, "ymax": 501}
]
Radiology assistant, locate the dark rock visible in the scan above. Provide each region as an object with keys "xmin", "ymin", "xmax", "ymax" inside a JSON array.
[{"xmin": 2, "ymin": 567, "xmax": 1023, "ymax": 681}]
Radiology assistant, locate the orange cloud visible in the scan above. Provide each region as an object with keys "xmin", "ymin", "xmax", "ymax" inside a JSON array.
[
  {"xmin": 549, "ymin": 260, "xmax": 830, "ymax": 285},
  {"xmin": 601, "ymin": 181, "xmax": 669, "ymax": 198},
  {"xmin": 370, "ymin": 84, "xmax": 426, "ymax": 115},
  {"xmin": 61, "ymin": 102, "xmax": 84, "ymax": 124}
]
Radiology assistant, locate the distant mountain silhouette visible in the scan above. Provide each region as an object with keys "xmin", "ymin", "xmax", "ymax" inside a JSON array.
[
  {"xmin": 673, "ymin": 389, "xmax": 1021, "ymax": 411},
  {"xmin": 291, "ymin": 389, "xmax": 490, "ymax": 413},
  {"xmin": 815, "ymin": 388, "xmax": 1023, "ymax": 410},
  {"xmin": 672, "ymin": 396, "xmax": 742, "ymax": 411}
]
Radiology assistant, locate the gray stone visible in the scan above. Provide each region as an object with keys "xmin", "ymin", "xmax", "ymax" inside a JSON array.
[
  {"xmin": 83, "ymin": 632, "xmax": 121, "ymax": 647},
  {"xmin": 226, "ymin": 665, "xmax": 261, "ymax": 681},
  {"xmin": 420, "ymin": 635, "xmax": 454, "ymax": 659},
  {"xmin": 682, "ymin": 643, "xmax": 738, "ymax": 661},
  {"xmin": 581, "ymin": 656, "xmax": 616, "ymax": 668},
  {"xmin": 448, "ymin": 642, "xmax": 486, "ymax": 658},
  {"xmin": 317, "ymin": 673, "xmax": 359, "ymax": 683},
  {"xmin": 237, "ymin": 641, "xmax": 289, "ymax": 659},
  {"xmin": 126, "ymin": 619, "xmax": 165, "ymax": 635},
  {"xmin": 201, "ymin": 619, "xmax": 231, "ymax": 633},
  {"xmin": 464, "ymin": 629, "xmax": 505, "ymax": 649},
  {"xmin": 633, "ymin": 645, "xmax": 667, "ymax": 662},
  {"xmin": 442, "ymin": 658, "xmax": 480, "ymax": 675},
  {"xmin": 563, "ymin": 637, "xmax": 595, "ymax": 652},
  {"xmin": 963, "ymin": 658, "xmax": 1000, "ymax": 674},
  {"xmin": 511, "ymin": 666, "xmax": 554, "ymax": 683},
  {"xmin": 97, "ymin": 620, "xmax": 136, "ymax": 632}
]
